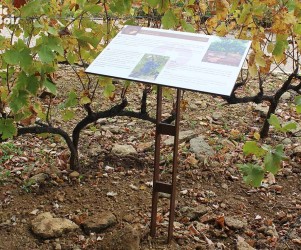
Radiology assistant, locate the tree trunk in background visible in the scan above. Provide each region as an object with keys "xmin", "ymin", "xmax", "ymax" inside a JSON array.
[{"xmin": 13, "ymin": 0, "xmax": 27, "ymax": 8}]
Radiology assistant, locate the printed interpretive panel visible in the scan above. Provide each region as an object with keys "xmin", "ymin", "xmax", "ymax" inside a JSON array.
[{"xmin": 86, "ymin": 26, "xmax": 251, "ymax": 96}]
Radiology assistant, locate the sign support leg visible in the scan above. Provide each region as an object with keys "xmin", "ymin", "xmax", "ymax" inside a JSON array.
[{"xmin": 150, "ymin": 86, "xmax": 181, "ymax": 243}]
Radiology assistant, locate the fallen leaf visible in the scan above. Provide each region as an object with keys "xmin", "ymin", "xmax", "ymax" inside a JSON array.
[
  {"xmin": 188, "ymin": 224, "xmax": 199, "ymax": 235},
  {"xmin": 216, "ymin": 215, "xmax": 225, "ymax": 228}
]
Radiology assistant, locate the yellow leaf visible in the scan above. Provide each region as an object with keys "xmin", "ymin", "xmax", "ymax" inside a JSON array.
[
  {"xmin": 216, "ymin": 0, "xmax": 229, "ymax": 20},
  {"xmin": 254, "ymin": 132, "xmax": 261, "ymax": 140},
  {"xmin": 267, "ymin": 43, "xmax": 274, "ymax": 54},
  {"xmin": 216, "ymin": 22, "xmax": 228, "ymax": 36},
  {"xmin": 260, "ymin": 57, "xmax": 272, "ymax": 74},
  {"xmin": 249, "ymin": 63, "xmax": 258, "ymax": 77},
  {"xmin": 205, "ymin": 16, "xmax": 218, "ymax": 34},
  {"xmin": 80, "ymin": 96, "xmax": 91, "ymax": 105},
  {"xmin": 255, "ymin": 51, "xmax": 266, "ymax": 67},
  {"xmin": 199, "ymin": 2, "xmax": 207, "ymax": 13}
]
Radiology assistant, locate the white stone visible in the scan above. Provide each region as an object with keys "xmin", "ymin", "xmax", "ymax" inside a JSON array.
[
  {"xmin": 111, "ymin": 144, "xmax": 137, "ymax": 156},
  {"xmin": 164, "ymin": 130, "xmax": 197, "ymax": 146},
  {"xmin": 31, "ymin": 212, "xmax": 79, "ymax": 239}
]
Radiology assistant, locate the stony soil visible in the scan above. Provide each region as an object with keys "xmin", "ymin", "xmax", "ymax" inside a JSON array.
[{"xmin": 0, "ymin": 66, "xmax": 301, "ymax": 250}]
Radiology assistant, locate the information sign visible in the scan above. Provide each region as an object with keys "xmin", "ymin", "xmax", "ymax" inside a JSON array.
[{"xmin": 86, "ymin": 25, "xmax": 251, "ymax": 96}]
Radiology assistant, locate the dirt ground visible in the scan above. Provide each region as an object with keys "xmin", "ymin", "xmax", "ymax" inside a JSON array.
[{"xmin": 0, "ymin": 66, "xmax": 301, "ymax": 249}]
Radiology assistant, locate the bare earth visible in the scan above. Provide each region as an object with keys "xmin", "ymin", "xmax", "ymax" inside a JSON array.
[{"xmin": 0, "ymin": 66, "xmax": 301, "ymax": 250}]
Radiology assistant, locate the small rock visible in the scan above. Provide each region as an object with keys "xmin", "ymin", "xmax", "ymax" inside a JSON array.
[
  {"xmin": 69, "ymin": 171, "xmax": 80, "ymax": 179},
  {"xmin": 221, "ymin": 139, "xmax": 236, "ymax": 149},
  {"xmin": 264, "ymin": 223, "xmax": 279, "ymax": 238},
  {"xmin": 127, "ymin": 121, "xmax": 136, "ymax": 126},
  {"xmin": 221, "ymin": 183, "xmax": 228, "ymax": 190},
  {"xmin": 105, "ymin": 166, "xmax": 114, "ymax": 172},
  {"xmin": 102, "ymin": 224, "xmax": 140, "ymax": 250},
  {"xmin": 31, "ymin": 212, "xmax": 79, "ymax": 239},
  {"xmin": 164, "ymin": 130, "xmax": 197, "ymax": 146},
  {"xmin": 292, "ymin": 146, "xmax": 301, "ymax": 156},
  {"xmin": 54, "ymin": 243, "xmax": 62, "ymax": 250},
  {"xmin": 281, "ymin": 92, "xmax": 291, "ymax": 100},
  {"xmin": 136, "ymin": 142, "xmax": 153, "ymax": 152},
  {"xmin": 30, "ymin": 209, "xmax": 40, "ymax": 215},
  {"xmin": 101, "ymin": 125, "xmax": 120, "ymax": 134},
  {"xmin": 111, "ymin": 144, "xmax": 137, "ymax": 156},
  {"xmin": 212, "ymin": 112, "xmax": 222, "ymax": 121},
  {"xmin": 282, "ymin": 138, "xmax": 292, "ymax": 145},
  {"xmin": 253, "ymin": 104, "xmax": 269, "ymax": 116},
  {"xmin": 224, "ymin": 216, "xmax": 247, "ymax": 230},
  {"xmin": 82, "ymin": 212, "xmax": 117, "ymax": 234},
  {"xmin": 129, "ymin": 184, "xmax": 139, "ymax": 191},
  {"xmin": 107, "ymin": 191, "xmax": 118, "ymax": 197},
  {"xmin": 97, "ymin": 118, "xmax": 107, "ymax": 125},
  {"xmin": 180, "ymin": 205, "xmax": 210, "ymax": 221},
  {"xmin": 189, "ymin": 137, "xmax": 214, "ymax": 160},
  {"xmin": 159, "ymin": 192, "xmax": 171, "ymax": 199},
  {"xmin": 123, "ymin": 214, "xmax": 134, "ymax": 223},
  {"xmin": 237, "ymin": 236, "xmax": 255, "ymax": 250},
  {"xmin": 29, "ymin": 173, "xmax": 48, "ymax": 185}
]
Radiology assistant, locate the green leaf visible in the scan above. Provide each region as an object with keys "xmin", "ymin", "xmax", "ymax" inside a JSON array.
[
  {"xmin": 109, "ymin": 0, "xmax": 131, "ymax": 14},
  {"xmin": 65, "ymin": 91, "xmax": 78, "ymax": 108},
  {"xmin": 285, "ymin": 0, "xmax": 296, "ymax": 12},
  {"xmin": 103, "ymin": 82, "xmax": 115, "ymax": 98},
  {"xmin": 294, "ymin": 23, "xmax": 301, "ymax": 35},
  {"xmin": 20, "ymin": 0, "xmax": 45, "ymax": 17},
  {"xmin": 243, "ymin": 141, "xmax": 266, "ymax": 157},
  {"xmin": 62, "ymin": 109, "xmax": 75, "ymax": 121},
  {"xmin": 2, "ymin": 42, "xmax": 33, "ymax": 71},
  {"xmin": 282, "ymin": 122, "xmax": 297, "ymax": 132},
  {"xmin": 37, "ymin": 46, "xmax": 56, "ymax": 63},
  {"xmin": 0, "ymin": 119, "xmax": 17, "ymax": 140},
  {"xmin": 180, "ymin": 20, "xmax": 195, "ymax": 33},
  {"xmin": 36, "ymin": 35, "xmax": 63, "ymax": 63},
  {"xmin": 239, "ymin": 163, "xmax": 264, "ymax": 187},
  {"xmin": 162, "ymin": 10, "xmax": 178, "ymax": 29},
  {"xmin": 124, "ymin": 80, "xmax": 131, "ymax": 89},
  {"xmin": 73, "ymin": 29, "xmax": 101, "ymax": 48},
  {"xmin": 147, "ymin": 0, "xmax": 159, "ymax": 8},
  {"xmin": 268, "ymin": 114, "xmax": 282, "ymax": 131},
  {"xmin": 67, "ymin": 52, "xmax": 77, "ymax": 64},
  {"xmin": 19, "ymin": 47, "xmax": 33, "ymax": 70},
  {"xmin": 43, "ymin": 79, "xmax": 57, "ymax": 95},
  {"xmin": 84, "ymin": 3, "xmax": 102, "ymax": 14},
  {"xmin": 272, "ymin": 39, "xmax": 288, "ymax": 57},
  {"xmin": 264, "ymin": 144, "xmax": 285, "ymax": 174},
  {"xmin": 2, "ymin": 49, "xmax": 20, "ymax": 65},
  {"xmin": 295, "ymin": 95, "xmax": 301, "ymax": 113},
  {"xmin": 16, "ymin": 72, "xmax": 39, "ymax": 95},
  {"xmin": 9, "ymin": 90, "xmax": 29, "ymax": 113}
]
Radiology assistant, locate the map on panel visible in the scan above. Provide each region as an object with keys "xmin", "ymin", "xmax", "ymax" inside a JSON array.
[{"xmin": 86, "ymin": 25, "xmax": 251, "ymax": 96}]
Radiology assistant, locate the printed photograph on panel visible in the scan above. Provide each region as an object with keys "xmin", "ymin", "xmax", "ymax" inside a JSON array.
[
  {"xmin": 129, "ymin": 54, "xmax": 169, "ymax": 81},
  {"xmin": 202, "ymin": 37, "xmax": 249, "ymax": 67}
]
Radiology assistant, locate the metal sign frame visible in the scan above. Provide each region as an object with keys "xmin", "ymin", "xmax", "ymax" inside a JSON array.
[
  {"xmin": 150, "ymin": 86, "xmax": 181, "ymax": 243},
  {"xmin": 85, "ymin": 25, "xmax": 251, "ymax": 243}
]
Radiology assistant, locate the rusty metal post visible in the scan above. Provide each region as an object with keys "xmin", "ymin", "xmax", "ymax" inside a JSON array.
[
  {"xmin": 150, "ymin": 86, "xmax": 181, "ymax": 243},
  {"xmin": 167, "ymin": 88, "xmax": 181, "ymax": 243},
  {"xmin": 150, "ymin": 85, "xmax": 163, "ymax": 237}
]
